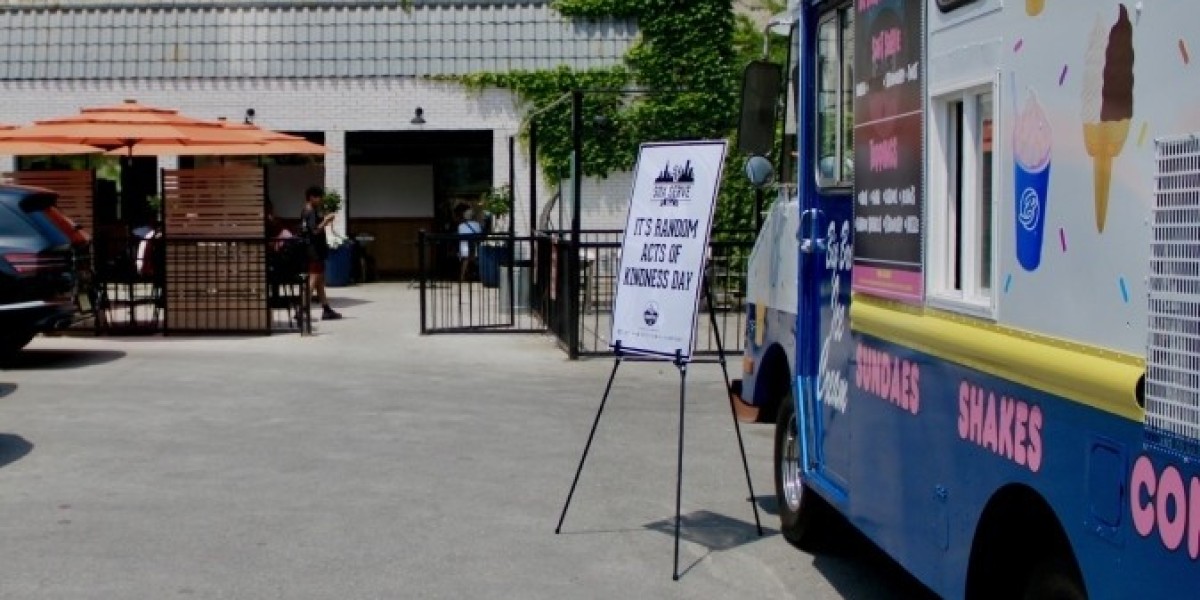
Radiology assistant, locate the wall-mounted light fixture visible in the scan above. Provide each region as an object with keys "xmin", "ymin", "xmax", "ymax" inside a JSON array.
[
  {"xmin": 244, "ymin": 108, "xmax": 256, "ymax": 125},
  {"xmin": 410, "ymin": 107, "xmax": 426, "ymax": 125}
]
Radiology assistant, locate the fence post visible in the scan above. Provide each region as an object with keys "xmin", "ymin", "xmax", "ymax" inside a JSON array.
[
  {"xmin": 418, "ymin": 230, "xmax": 427, "ymax": 335},
  {"xmin": 568, "ymin": 90, "xmax": 583, "ymax": 359}
]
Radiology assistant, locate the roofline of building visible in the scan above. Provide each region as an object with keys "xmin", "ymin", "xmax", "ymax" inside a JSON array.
[{"xmin": 0, "ymin": 1, "xmax": 546, "ymax": 12}]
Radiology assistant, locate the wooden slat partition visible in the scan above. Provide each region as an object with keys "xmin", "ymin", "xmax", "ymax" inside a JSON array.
[
  {"xmin": 162, "ymin": 167, "xmax": 269, "ymax": 333},
  {"xmin": 3, "ymin": 170, "xmax": 95, "ymax": 233},
  {"xmin": 163, "ymin": 167, "xmax": 264, "ymax": 239}
]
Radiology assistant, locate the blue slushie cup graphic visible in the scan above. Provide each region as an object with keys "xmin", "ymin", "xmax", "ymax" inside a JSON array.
[{"xmin": 1013, "ymin": 90, "xmax": 1052, "ymax": 271}]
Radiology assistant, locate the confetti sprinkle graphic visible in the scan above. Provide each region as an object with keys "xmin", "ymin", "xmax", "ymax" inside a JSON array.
[
  {"xmin": 1059, "ymin": 228, "xmax": 1067, "ymax": 252},
  {"xmin": 1119, "ymin": 277, "xmax": 1130, "ymax": 303},
  {"xmin": 1181, "ymin": 39, "xmax": 1191, "ymax": 65},
  {"xmin": 1004, "ymin": 274, "xmax": 1013, "ymax": 293},
  {"xmin": 1014, "ymin": 39, "xmax": 1024, "ymax": 53},
  {"xmin": 1058, "ymin": 65, "xmax": 1069, "ymax": 86},
  {"xmin": 1138, "ymin": 121, "xmax": 1149, "ymax": 147}
]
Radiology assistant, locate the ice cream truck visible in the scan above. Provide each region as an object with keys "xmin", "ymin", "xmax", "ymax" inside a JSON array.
[{"xmin": 739, "ymin": 0, "xmax": 1200, "ymax": 596}]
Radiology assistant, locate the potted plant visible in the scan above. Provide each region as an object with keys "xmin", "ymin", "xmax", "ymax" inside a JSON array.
[
  {"xmin": 320, "ymin": 190, "xmax": 353, "ymax": 286},
  {"xmin": 478, "ymin": 185, "xmax": 512, "ymax": 287}
]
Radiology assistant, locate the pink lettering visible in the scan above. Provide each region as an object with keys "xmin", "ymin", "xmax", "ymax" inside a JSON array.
[
  {"xmin": 870, "ymin": 136, "xmax": 899, "ymax": 172},
  {"xmin": 858, "ymin": 0, "xmax": 881, "ymax": 12},
  {"xmin": 1014, "ymin": 402, "xmax": 1028, "ymax": 466},
  {"xmin": 969, "ymin": 388, "xmax": 984, "ymax": 444},
  {"xmin": 909, "ymin": 364, "xmax": 919, "ymax": 414},
  {"xmin": 852, "ymin": 342, "xmax": 920, "ymax": 416},
  {"xmin": 1190, "ymin": 477, "xmax": 1200, "ymax": 559},
  {"xmin": 1159, "ymin": 466, "xmax": 1187, "ymax": 551},
  {"xmin": 890, "ymin": 358, "xmax": 903, "ymax": 407},
  {"xmin": 871, "ymin": 27, "xmax": 903, "ymax": 64},
  {"xmin": 855, "ymin": 344, "xmax": 865, "ymax": 388},
  {"xmin": 998, "ymin": 397, "xmax": 1015, "ymax": 460},
  {"xmin": 982, "ymin": 393, "xmax": 998, "ymax": 452},
  {"xmin": 1027, "ymin": 405, "xmax": 1043, "ymax": 473},
  {"xmin": 957, "ymin": 382, "xmax": 970, "ymax": 439},
  {"xmin": 957, "ymin": 381, "xmax": 1041, "ymax": 474},
  {"xmin": 1128, "ymin": 455, "xmax": 1200, "ymax": 560},
  {"xmin": 1131, "ymin": 455, "xmax": 1157, "ymax": 537}
]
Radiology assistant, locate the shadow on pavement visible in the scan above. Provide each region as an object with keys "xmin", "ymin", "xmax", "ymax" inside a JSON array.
[
  {"xmin": 643, "ymin": 510, "xmax": 778, "ymax": 579},
  {"xmin": 644, "ymin": 509, "xmax": 777, "ymax": 551},
  {"xmin": 808, "ymin": 520, "xmax": 940, "ymax": 600},
  {"xmin": 754, "ymin": 494, "xmax": 780, "ymax": 516},
  {"xmin": 0, "ymin": 382, "xmax": 15, "ymax": 399},
  {"xmin": 0, "ymin": 433, "xmax": 33, "ymax": 469},
  {"xmin": 324, "ymin": 296, "xmax": 372, "ymax": 309},
  {"xmin": 0, "ymin": 349, "xmax": 125, "ymax": 370}
]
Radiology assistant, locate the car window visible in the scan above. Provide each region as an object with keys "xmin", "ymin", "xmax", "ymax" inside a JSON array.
[{"xmin": 0, "ymin": 203, "xmax": 38, "ymax": 237}]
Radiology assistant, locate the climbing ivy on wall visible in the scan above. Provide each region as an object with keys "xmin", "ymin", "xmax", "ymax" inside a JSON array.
[{"xmin": 459, "ymin": 0, "xmax": 784, "ymax": 232}]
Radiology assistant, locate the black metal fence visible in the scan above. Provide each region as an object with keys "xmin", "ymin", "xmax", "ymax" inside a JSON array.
[
  {"xmin": 417, "ymin": 231, "xmax": 544, "ymax": 334},
  {"xmin": 537, "ymin": 229, "xmax": 753, "ymax": 358},
  {"xmin": 420, "ymin": 228, "xmax": 753, "ymax": 359},
  {"xmin": 90, "ymin": 234, "xmax": 310, "ymax": 335}
]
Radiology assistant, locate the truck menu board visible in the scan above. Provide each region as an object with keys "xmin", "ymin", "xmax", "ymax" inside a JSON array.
[{"xmin": 852, "ymin": 0, "xmax": 925, "ymax": 303}]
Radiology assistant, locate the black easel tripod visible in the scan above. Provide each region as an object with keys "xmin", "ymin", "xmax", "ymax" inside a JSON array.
[{"xmin": 554, "ymin": 279, "xmax": 763, "ymax": 581}]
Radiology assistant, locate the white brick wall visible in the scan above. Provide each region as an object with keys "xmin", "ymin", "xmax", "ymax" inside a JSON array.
[{"xmin": 0, "ymin": 77, "xmax": 625, "ymax": 238}]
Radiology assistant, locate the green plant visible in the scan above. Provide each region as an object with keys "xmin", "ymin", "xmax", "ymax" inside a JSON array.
[
  {"xmin": 459, "ymin": 0, "xmax": 787, "ymax": 233},
  {"xmin": 481, "ymin": 185, "xmax": 512, "ymax": 217},
  {"xmin": 321, "ymin": 190, "xmax": 342, "ymax": 215}
]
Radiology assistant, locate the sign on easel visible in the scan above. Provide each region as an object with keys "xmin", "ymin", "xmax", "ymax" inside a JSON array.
[{"xmin": 611, "ymin": 140, "xmax": 728, "ymax": 358}]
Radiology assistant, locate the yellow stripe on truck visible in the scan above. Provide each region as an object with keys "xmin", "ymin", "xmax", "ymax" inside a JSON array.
[{"xmin": 851, "ymin": 295, "xmax": 1144, "ymax": 422}]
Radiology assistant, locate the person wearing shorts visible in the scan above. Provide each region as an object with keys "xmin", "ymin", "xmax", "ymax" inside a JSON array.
[{"xmin": 300, "ymin": 186, "xmax": 342, "ymax": 320}]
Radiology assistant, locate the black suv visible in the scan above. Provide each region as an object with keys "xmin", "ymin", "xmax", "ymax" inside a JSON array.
[{"xmin": 0, "ymin": 184, "xmax": 93, "ymax": 356}]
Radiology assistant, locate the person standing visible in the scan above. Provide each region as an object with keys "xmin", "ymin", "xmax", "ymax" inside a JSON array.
[
  {"xmin": 456, "ymin": 205, "xmax": 483, "ymax": 282},
  {"xmin": 301, "ymin": 186, "xmax": 342, "ymax": 320}
]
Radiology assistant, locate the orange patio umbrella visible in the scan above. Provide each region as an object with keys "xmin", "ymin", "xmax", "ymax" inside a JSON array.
[
  {"xmin": 0, "ymin": 100, "xmax": 266, "ymax": 154},
  {"xmin": 0, "ymin": 125, "xmax": 103, "ymax": 155},
  {"xmin": 106, "ymin": 121, "xmax": 328, "ymax": 157}
]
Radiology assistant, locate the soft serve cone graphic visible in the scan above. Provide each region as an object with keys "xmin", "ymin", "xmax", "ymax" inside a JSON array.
[{"xmin": 1080, "ymin": 5, "xmax": 1134, "ymax": 233}]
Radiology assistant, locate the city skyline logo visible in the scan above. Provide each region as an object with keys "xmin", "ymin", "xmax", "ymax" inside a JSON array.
[{"xmin": 652, "ymin": 159, "xmax": 695, "ymax": 207}]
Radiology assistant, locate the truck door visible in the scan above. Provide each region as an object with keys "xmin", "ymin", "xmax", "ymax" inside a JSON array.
[{"xmin": 796, "ymin": 3, "xmax": 855, "ymax": 498}]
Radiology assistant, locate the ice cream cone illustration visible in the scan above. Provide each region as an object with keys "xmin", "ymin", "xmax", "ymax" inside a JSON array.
[
  {"xmin": 1026, "ymin": 0, "xmax": 1045, "ymax": 17},
  {"xmin": 1080, "ymin": 5, "xmax": 1134, "ymax": 233}
]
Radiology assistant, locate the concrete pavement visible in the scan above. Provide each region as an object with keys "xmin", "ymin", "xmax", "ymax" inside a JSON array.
[{"xmin": 0, "ymin": 283, "xmax": 932, "ymax": 599}]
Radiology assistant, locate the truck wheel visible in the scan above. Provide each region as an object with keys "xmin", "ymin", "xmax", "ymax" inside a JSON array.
[
  {"xmin": 0, "ymin": 330, "xmax": 35, "ymax": 359},
  {"xmin": 774, "ymin": 391, "xmax": 833, "ymax": 549},
  {"xmin": 1023, "ymin": 556, "xmax": 1086, "ymax": 600}
]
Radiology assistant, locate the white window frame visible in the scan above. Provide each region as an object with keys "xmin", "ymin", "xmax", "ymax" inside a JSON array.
[{"xmin": 927, "ymin": 75, "xmax": 999, "ymax": 317}]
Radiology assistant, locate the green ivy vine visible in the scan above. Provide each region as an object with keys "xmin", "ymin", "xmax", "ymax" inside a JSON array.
[{"xmin": 458, "ymin": 0, "xmax": 785, "ymax": 233}]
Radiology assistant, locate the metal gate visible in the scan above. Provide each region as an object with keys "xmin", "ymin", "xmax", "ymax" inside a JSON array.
[{"xmin": 418, "ymin": 232, "xmax": 545, "ymax": 334}]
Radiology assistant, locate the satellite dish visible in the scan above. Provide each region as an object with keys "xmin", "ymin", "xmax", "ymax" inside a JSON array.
[{"xmin": 745, "ymin": 155, "xmax": 775, "ymax": 189}]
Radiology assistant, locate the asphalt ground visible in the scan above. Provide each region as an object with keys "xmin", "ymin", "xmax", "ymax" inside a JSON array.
[{"xmin": 0, "ymin": 283, "xmax": 936, "ymax": 599}]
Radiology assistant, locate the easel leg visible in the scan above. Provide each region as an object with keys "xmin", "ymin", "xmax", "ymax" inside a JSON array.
[
  {"xmin": 673, "ymin": 351, "xmax": 687, "ymax": 581},
  {"xmin": 555, "ymin": 352, "xmax": 623, "ymax": 534},
  {"xmin": 705, "ymin": 280, "xmax": 763, "ymax": 536}
]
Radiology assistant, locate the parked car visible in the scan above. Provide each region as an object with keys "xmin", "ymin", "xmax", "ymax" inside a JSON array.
[{"xmin": 0, "ymin": 184, "xmax": 93, "ymax": 357}]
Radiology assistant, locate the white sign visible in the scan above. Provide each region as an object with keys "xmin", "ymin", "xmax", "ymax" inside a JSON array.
[{"xmin": 610, "ymin": 140, "xmax": 727, "ymax": 358}]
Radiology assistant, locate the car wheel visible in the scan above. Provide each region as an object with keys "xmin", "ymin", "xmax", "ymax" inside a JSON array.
[
  {"xmin": 774, "ymin": 390, "xmax": 835, "ymax": 549},
  {"xmin": 0, "ymin": 330, "xmax": 35, "ymax": 359}
]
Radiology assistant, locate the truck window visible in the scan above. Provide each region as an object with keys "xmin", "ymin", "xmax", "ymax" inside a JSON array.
[
  {"xmin": 929, "ymin": 84, "xmax": 996, "ymax": 314},
  {"xmin": 815, "ymin": 6, "xmax": 853, "ymax": 187}
]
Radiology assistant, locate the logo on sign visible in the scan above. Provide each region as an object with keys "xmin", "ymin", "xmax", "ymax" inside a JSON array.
[
  {"xmin": 652, "ymin": 160, "xmax": 695, "ymax": 206},
  {"xmin": 1019, "ymin": 187, "xmax": 1040, "ymax": 232},
  {"xmin": 643, "ymin": 302, "xmax": 660, "ymax": 326}
]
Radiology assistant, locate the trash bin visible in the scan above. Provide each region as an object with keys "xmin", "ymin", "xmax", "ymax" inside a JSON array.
[
  {"xmin": 325, "ymin": 243, "xmax": 354, "ymax": 287},
  {"xmin": 500, "ymin": 260, "xmax": 532, "ymax": 312},
  {"xmin": 478, "ymin": 243, "xmax": 510, "ymax": 288}
]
